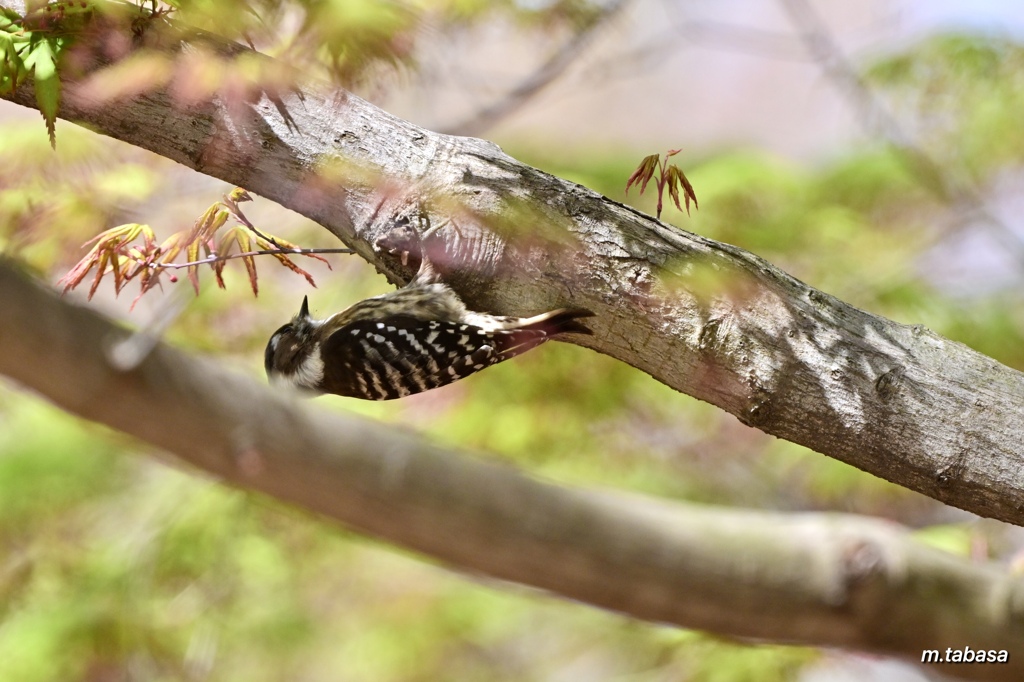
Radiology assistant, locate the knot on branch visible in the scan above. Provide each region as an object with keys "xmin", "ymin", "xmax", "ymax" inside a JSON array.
[{"xmin": 875, "ymin": 366, "xmax": 906, "ymax": 401}]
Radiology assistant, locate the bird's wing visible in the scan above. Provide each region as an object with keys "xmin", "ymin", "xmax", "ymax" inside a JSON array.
[{"xmin": 320, "ymin": 315, "xmax": 550, "ymax": 400}]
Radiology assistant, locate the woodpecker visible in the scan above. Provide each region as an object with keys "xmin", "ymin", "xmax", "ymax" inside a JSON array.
[{"xmin": 263, "ymin": 282, "xmax": 593, "ymax": 400}]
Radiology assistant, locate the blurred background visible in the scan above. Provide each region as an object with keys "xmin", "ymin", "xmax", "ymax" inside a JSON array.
[{"xmin": 2, "ymin": 0, "xmax": 1024, "ymax": 680}]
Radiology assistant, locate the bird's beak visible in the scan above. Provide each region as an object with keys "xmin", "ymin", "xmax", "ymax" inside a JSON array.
[{"xmin": 299, "ymin": 295, "xmax": 310, "ymax": 320}]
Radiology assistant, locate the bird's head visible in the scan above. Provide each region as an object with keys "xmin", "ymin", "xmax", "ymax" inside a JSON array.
[{"xmin": 264, "ymin": 296, "xmax": 325, "ymax": 392}]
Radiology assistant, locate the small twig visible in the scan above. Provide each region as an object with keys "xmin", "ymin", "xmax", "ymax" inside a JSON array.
[
  {"xmin": 670, "ymin": 19, "xmax": 809, "ymax": 62},
  {"xmin": 142, "ymin": 247, "xmax": 356, "ymax": 270},
  {"xmin": 442, "ymin": 0, "xmax": 631, "ymax": 137}
]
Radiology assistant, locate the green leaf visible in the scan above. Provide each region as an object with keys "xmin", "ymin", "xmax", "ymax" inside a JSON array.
[
  {"xmin": 0, "ymin": 31, "xmax": 27, "ymax": 96},
  {"xmin": 23, "ymin": 39, "xmax": 60, "ymax": 149},
  {"xmin": 0, "ymin": 7, "xmax": 21, "ymax": 30}
]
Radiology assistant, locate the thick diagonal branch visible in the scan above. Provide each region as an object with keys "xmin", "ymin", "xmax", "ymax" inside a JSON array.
[
  {"xmin": 1, "ymin": 4, "xmax": 1023, "ymax": 526},
  {"xmin": 0, "ymin": 260, "xmax": 1022, "ymax": 681}
]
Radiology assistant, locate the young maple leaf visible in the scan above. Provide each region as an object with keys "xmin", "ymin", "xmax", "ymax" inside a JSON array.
[
  {"xmin": 625, "ymin": 154, "xmax": 660, "ymax": 197},
  {"xmin": 665, "ymin": 164, "xmax": 698, "ymax": 215},
  {"xmin": 58, "ymin": 223, "xmax": 154, "ymax": 298},
  {"xmin": 214, "ymin": 226, "xmax": 260, "ymax": 295},
  {"xmin": 625, "ymin": 149, "xmax": 698, "ymax": 220},
  {"xmin": 184, "ymin": 204, "xmax": 230, "ymax": 294},
  {"xmin": 56, "ymin": 187, "xmax": 348, "ymax": 308}
]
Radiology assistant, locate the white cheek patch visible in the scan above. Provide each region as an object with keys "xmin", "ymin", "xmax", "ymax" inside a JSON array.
[{"xmin": 292, "ymin": 346, "xmax": 325, "ymax": 389}]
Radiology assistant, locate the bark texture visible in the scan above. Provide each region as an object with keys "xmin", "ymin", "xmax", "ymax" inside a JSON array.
[{"xmin": 0, "ymin": 260, "xmax": 1022, "ymax": 680}]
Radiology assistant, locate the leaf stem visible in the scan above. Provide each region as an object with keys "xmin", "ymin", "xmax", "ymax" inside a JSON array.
[{"xmin": 138, "ymin": 247, "xmax": 356, "ymax": 270}]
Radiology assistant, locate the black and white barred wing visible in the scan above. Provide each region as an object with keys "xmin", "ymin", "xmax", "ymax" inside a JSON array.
[{"xmin": 320, "ymin": 315, "xmax": 553, "ymax": 400}]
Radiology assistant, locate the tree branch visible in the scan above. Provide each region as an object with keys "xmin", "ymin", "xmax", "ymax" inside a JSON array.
[
  {"xmin": 0, "ymin": 259, "xmax": 1021, "ymax": 680},
  {"xmin": 2, "ymin": 4, "xmax": 1024, "ymax": 527}
]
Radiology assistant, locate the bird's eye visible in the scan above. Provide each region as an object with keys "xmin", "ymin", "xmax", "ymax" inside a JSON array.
[{"xmin": 265, "ymin": 324, "xmax": 296, "ymax": 376}]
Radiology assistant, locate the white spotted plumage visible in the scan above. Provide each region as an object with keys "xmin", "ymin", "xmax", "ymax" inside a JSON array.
[{"xmin": 264, "ymin": 275, "xmax": 593, "ymax": 400}]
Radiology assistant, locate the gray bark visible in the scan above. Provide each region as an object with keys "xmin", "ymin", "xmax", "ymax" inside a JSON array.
[{"xmin": 0, "ymin": 260, "xmax": 1022, "ymax": 680}]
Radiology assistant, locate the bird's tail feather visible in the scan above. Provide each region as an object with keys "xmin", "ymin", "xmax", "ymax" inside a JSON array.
[{"xmin": 518, "ymin": 309, "xmax": 594, "ymax": 336}]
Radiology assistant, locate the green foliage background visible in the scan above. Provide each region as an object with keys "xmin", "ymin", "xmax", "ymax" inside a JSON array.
[{"xmin": 1, "ymin": 4, "xmax": 1023, "ymax": 680}]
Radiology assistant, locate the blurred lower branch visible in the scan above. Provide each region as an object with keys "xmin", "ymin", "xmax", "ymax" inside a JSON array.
[{"xmin": 0, "ymin": 259, "xmax": 1021, "ymax": 680}]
